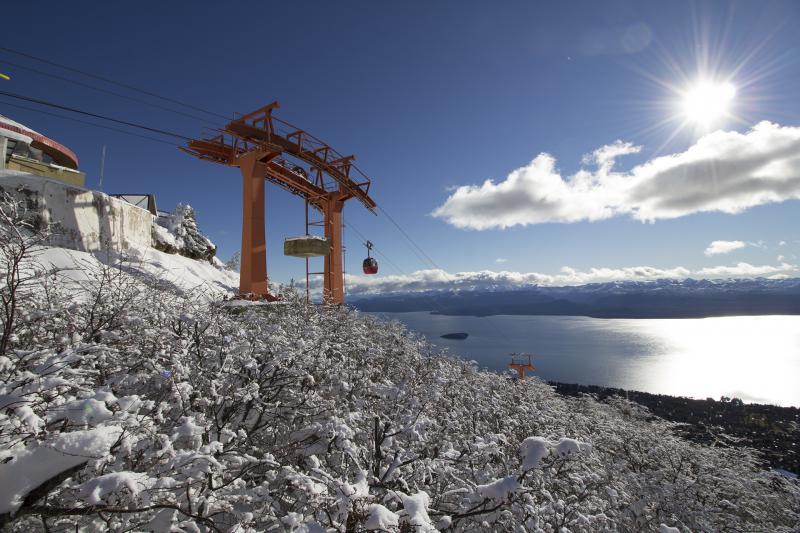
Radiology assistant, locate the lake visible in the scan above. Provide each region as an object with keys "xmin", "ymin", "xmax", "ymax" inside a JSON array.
[{"xmin": 367, "ymin": 312, "xmax": 800, "ymax": 407}]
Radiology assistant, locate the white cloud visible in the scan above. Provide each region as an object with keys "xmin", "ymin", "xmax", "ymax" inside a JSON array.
[
  {"xmin": 432, "ymin": 122, "xmax": 800, "ymax": 230},
  {"xmin": 779, "ymin": 240, "xmax": 787, "ymax": 246},
  {"xmin": 704, "ymin": 240, "xmax": 746, "ymax": 256},
  {"xmin": 582, "ymin": 140, "xmax": 641, "ymax": 169},
  {"xmin": 495, "ymin": 257, "xmax": 508, "ymax": 264},
  {"xmin": 695, "ymin": 262, "xmax": 793, "ymax": 277},
  {"xmin": 339, "ymin": 261, "xmax": 795, "ymax": 295}
]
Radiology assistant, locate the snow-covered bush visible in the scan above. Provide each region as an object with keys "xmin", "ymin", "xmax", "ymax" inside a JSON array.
[
  {"xmin": 0, "ymin": 192, "xmax": 53, "ymax": 356},
  {"xmin": 154, "ymin": 204, "xmax": 216, "ymax": 262},
  {"xmin": 1, "ymin": 202, "xmax": 798, "ymax": 531},
  {"xmin": 225, "ymin": 250, "xmax": 241, "ymax": 272}
]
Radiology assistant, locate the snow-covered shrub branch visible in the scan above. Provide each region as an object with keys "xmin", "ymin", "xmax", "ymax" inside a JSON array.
[
  {"xmin": 0, "ymin": 192, "xmax": 55, "ymax": 356},
  {"xmin": 0, "ymin": 199, "xmax": 798, "ymax": 531}
]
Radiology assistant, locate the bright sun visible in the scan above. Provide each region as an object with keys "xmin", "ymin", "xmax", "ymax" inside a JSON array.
[{"xmin": 680, "ymin": 80, "xmax": 736, "ymax": 126}]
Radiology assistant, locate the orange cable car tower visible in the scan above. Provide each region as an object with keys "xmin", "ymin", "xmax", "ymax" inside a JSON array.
[{"xmin": 182, "ymin": 102, "xmax": 376, "ymax": 304}]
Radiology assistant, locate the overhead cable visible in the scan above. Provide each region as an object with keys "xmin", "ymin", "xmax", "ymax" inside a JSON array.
[
  {"xmin": 0, "ymin": 46, "xmax": 229, "ymax": 120},
  {"xmin": 0, "ymin": 100, "xmax": 180, "ymax": 146},
  {"xmin": 0, "ymin": 90, "xmax": 191, "ymax": 140},
  {"xmin": 0, "ymin": 58, "xmax": 219, "ymax": 124}
]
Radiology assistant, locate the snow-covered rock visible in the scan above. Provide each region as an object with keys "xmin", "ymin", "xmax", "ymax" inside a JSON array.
[{"xmin": 154, "ymin": 204, "xmax": 216, "ymax": 261}]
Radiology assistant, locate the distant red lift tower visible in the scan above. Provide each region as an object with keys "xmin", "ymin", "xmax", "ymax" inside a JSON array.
[
  {"xmin": 181, "ymin": 102, "xmax": 376, "ymax": 304},
  {"xmin": 509, "ymin": 353, "xmax": 535, "ymax": 382}
]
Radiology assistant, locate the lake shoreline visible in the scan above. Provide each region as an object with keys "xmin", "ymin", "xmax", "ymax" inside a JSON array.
[{"xmin": 549, "ymin": 381, "xmax": 799, "ymax": 474}]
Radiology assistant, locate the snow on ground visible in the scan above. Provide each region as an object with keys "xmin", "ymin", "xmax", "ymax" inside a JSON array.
[
  {"xmin": 2, "ymin": 170, "xmax": 227, "ymax": 288},
  {"xmin": 0, "ymin": 427, "xmax": 123, "ymax": 514},
  {"xmin": 34, "ymin": 245, "xmax": 238, "ymax": 295}
]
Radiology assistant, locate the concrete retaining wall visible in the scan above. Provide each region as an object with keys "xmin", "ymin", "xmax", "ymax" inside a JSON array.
[{"xmin": 0, "ymin": 171, "xmax": 153, "ymax": 252}]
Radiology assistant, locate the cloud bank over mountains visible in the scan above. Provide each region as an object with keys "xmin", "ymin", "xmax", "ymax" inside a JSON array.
[
  {"xmin": 341, "ymin": 261, "xmax": 796, "ymax": 296},
  {"xmin": 433, "ymin": 122, "xmax": 800, "ymax": 230}
]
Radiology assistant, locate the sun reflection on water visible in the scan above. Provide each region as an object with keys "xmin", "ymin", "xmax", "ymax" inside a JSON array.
[
  {"xmin": 621, "ymin": 316, "xmax": 800, "ymax": 405},
  {"xmin": 375, "ymin": 312, "xmax": 800, "ymax": 407}
]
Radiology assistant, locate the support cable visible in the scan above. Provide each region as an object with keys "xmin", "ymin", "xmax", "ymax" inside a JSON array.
[
  {"xmin": 0, "ymin": 100, "xmax": 180, "ymax": 147},
  {"xmin": 377, "ymin": 205, "xmax": 443, "ymax": 271},
  {"xmin": 344, "ymin": 219, "xmax": 449, "ymax": 314},
  {"xmin": 0, "ymin": 58, "xmax": 220, "ymax": 124},
  {"xmin": 0, "ymin": 46, "xmax": 229, "ymax": 120},
  {"xmin": 0, "ymin": 90, "xmax": 191, "ymax": 140},
  {"xmin": 345, "ymin": 221, "xmax": 405, "ymax": 276}
]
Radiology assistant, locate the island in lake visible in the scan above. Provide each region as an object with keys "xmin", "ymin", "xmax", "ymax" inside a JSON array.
[{"xmin": 440, "ymin": 332, "xmax": 469, "ymax": 340}]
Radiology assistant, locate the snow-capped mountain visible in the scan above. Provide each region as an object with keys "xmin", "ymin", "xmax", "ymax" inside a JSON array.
[{"xmin": 354, "ymin": 277, "xmax": 800, "ymax": 317}]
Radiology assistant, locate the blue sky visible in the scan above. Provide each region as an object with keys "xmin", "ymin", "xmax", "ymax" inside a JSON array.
[{"xmin": 2, "ymin": 0, "xmax": 799, "ymax": 290}]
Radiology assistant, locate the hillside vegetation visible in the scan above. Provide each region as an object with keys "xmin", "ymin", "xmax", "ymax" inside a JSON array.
[{"xmin": 1, "ymin": 198, "xmax": 798, "ymax": 531}]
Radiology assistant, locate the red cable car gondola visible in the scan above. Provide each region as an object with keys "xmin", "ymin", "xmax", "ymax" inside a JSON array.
[{"xmin": 363, "ymin": 240, "xmax": 378, "ymax": 274}]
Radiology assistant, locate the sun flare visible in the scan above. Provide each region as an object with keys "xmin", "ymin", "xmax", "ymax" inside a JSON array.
[{"xmin": 680, "ymin": 80, "xmax": 736, "ymax": 126}]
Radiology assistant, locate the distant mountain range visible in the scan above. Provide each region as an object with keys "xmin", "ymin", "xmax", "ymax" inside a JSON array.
[{"xmin": 352, "ymin": 278, "xmax": 800, "ymax": 318}]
